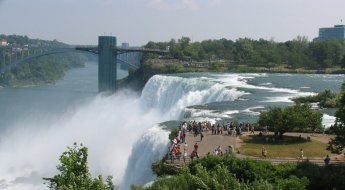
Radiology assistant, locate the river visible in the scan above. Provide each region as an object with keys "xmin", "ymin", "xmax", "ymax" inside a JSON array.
[{"xmin": 0, "ymin": 61, "xmax": 344, "ymax": 189}]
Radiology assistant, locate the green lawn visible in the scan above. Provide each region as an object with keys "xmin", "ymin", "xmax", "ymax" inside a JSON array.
[{"xmin": 239, "ymin": 135, "xmax": 332, "ymax": 158}]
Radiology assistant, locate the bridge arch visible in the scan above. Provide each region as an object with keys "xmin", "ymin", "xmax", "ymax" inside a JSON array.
[
  {"xmin": 0, "ymin": 48, "xmax": 139, "ymax": 75},
  {"xmin": 1, "ymin": 36, "xmax": 167, "ymax": 93}
]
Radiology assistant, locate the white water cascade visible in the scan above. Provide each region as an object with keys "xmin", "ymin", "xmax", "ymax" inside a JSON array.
[
  {"xmin": 120, "ymin": 75, "xmax": 246, "ymax": 189},
  {"xmin": 140, "ymin": 75, "xmax": 247, "ymax": 118},
  {"xmin": 0, "ymin": 92, "xmax": 163, "ymax": 190},
  {"xmin": 0, "ymin": 74, "xmax": 245, "ymax": 190}
]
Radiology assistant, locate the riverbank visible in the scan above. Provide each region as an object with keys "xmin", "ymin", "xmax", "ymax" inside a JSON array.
[
  {"xmin": 0, "ymin": 55, "xmax": 85, "ymax": 88},
  {"xmin": 118, "ymin": 59, "xmax": 345, "ymax": 93},
  {"xmin": 147, "ymin": 58, "xmax": 345, "ymax": 74}
]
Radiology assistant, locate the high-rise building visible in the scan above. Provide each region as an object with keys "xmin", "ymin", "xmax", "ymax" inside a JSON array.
[
  {"xmin": 319, "ymin": 25, "xmax": 345, "ymax": 41},
  {"xmin": 121, "ymin": 43, "xmax": 129, "ymax": 48},
  {"xmin": 98, "ymin": 36, "xmax": 117, "ymax": 93}
]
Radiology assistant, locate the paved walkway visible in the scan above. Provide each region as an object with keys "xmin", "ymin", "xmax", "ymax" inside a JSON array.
[
  {"xmin": 166, "ymin": 130, "xmax": 345, "ymax": 167},
  {"xmin": 185, "ymin": 130, "xmax": 237, "ymax": 157}
]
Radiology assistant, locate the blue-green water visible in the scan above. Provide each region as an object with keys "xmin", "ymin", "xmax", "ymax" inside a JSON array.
[
  {"xmin": 156, "ymin": 73, "xmax": 344, "ymax": 125},
  {"xmin": 0, "ymin": 61, "xmax": 130, "ymax": 131}
]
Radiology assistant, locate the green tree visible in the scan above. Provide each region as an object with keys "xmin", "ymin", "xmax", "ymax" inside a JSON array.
[
  {"xmin": 259, "ymin": 104, "xmax": 322, "ymax": 138},
  {"xmin": 259, "ymin": 107, "xmax": 286, "ymax": 138},
  {"xmin": 43, "ymin": 143, "xmax": 114, "ymax": 190},
  {"xmin": 276, "ymin": 175, "xmax": 309, "ymax": 190},
  {"xmin": 310, "ymin": 39, "xmax": 345, "ymax": 68},
  {"xmin": 341, "ymin": 56, "xmax": 345, "ymax": 68},
  {"xmin": 178, "ymin": 37, "xmax": 191, "ymax": 50},
  {"xmin": 328, "ymin": 84, "xmax": 345, "ymax": 153},
  {"xmin": 233, "ymin": 38, "xmax": 254, "ymax": 64},
  {"xmin": 285, "ymin": 37, "xmax": 312, "ymax": 69},
  {"xmin": 184, "ymin": 43, "xmax": 200, "ymax": 59}
]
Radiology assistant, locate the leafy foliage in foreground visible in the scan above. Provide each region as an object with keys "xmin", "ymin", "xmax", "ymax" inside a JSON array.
[
  {"xmin": 43, "ymin": 143, "xmax": 114, "ymax": 190},
  {"xmin": 139, "ymin": 154, "xmax": 345, "ymax": 190}
]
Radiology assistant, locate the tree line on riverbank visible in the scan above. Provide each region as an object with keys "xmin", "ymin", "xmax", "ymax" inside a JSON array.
[
  {"xmin": 144, "ymin": 36, "xmax": 345, "ymax": 70},
  {"xmin": 120, "ymin": 36, "xmax": 345, "ymax": 91},
  {"xmin": 0, "ymin": 34, "xmax": 85, "ymax": 87}
]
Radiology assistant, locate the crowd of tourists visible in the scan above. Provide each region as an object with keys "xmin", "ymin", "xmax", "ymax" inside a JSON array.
[
  {"xmin": 168, "ymin": 120, "xmax": 335, "ymax": 166},
  {"xmin": 169, "ymin": 120, "xmax": 252, "ymax": 163},
  {"xmin": 211, "ymin": 122, "xmax": 255, "ymax": 137},
  {"xmin": 180, "ymin": 120, "xmax": 256, "ymax": 137},
  {"xmin": 169, "ymin": 121, "xmax": 209, "ymax": 163}
]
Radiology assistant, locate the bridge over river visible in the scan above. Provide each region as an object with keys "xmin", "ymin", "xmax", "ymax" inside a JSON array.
[{"xmin": 0, "ymin": 36, "xmax": 168, "ymax": 93}]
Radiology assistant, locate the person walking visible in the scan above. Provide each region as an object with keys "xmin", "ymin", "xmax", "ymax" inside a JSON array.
[
  {"xmin": 194, "ymin": 142, "xmax": 199, "ymax": 151},
  {"xmin": 184, "ymin": 142, "xmax": 188, "ymax": 152},
  {"xmin": 324, "ymin": 155, "xmax": 331, "ymax": 165},
  {"xmin": 298, "ymin": 148, "xmax": 304, "ymax": 161},
  {"xmin": 183, "ymin": 151, "xmax": 188, "ymax": 164},
  {"xmin": 250, "ymin": 125, "xmax": 255, "ymax": 135},
  {"xmin": 262, "ymin": 146, "xmax": 267, "ymax": 158}
]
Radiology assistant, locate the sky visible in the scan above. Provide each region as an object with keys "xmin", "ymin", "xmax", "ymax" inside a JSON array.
[{"xmin": 0, "ymin": 0, "xmax": 344, "ymax": 46}]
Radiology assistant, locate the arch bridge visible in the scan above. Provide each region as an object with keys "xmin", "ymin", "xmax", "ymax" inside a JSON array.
[{"xmin": 0, "ymin": 36, "xmax": 168, "ymax": 93}]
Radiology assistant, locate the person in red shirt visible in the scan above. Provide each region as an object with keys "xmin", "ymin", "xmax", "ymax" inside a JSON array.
[{"xmin": 194, "ymin": 143, "xmax": 199, "ymax": 150}]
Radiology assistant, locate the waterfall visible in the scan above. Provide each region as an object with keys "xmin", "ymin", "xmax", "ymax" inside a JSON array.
[
  {"xmin": 140, "ymin": 75, "xmax": 246, "ymax": 118},
  {"xmin": 120, "ymin": 126, "xmax": 170, "ymax": 189},
  {"xmin": 120, "ymin": 74, "xmax": 246, "ymax": 189},
  {"xmin": 0, "ymin": 74, "xmax": 246, "ymax": 190}
]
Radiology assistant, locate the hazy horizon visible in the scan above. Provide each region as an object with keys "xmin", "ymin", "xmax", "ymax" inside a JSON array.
[{"xmin": 0, "ymin": 0, "xmax": 344, "ymax": 46}]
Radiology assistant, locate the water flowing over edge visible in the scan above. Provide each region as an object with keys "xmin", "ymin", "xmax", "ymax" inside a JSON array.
[
  {"xmin": 140, "ymin": 75, "xmax": 247, "ymax": 118},
  {"xmin": 0, "ymin": 74, "xmax": 247, "ymax": 190},
  {"xmin": 121, "ymin": 74, "xmax": 248, "ymax": 189}
]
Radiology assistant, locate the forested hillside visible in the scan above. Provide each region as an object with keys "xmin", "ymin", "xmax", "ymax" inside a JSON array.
[{"xmin": 0, "ymin": 34, "xmax": 85, "ymax": 87}]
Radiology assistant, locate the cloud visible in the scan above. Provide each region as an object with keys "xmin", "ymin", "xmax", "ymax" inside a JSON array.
[{"xmin": 148, "ymin": 0, "xmax": 199, "ymax": 11}]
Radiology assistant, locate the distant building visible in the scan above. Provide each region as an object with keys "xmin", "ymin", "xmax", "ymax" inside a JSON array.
[
  {"xmin": 319, "ymin": 25, "xmax": 345, "ymax": 41},
  {"xmin": 98, "ymin": 36, "xmax": 117, "ymax": 93},
  {"xmin": 121, "ymin": 43, "xmax": 129, "ymax": 48},
  {"xmin": 0, "ymin": 40, "xmax": 8, "ymax": 46}
]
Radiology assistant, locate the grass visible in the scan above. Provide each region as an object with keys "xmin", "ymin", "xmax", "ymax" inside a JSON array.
[{"xmin": 239, "ymin": 135, "xmax": 332, "ymax": 158}]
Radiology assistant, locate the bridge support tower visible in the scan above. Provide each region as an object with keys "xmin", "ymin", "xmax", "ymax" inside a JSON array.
[{"xmin": 98, "ymin": 36, "xmax": 117, "ymax": 93}]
